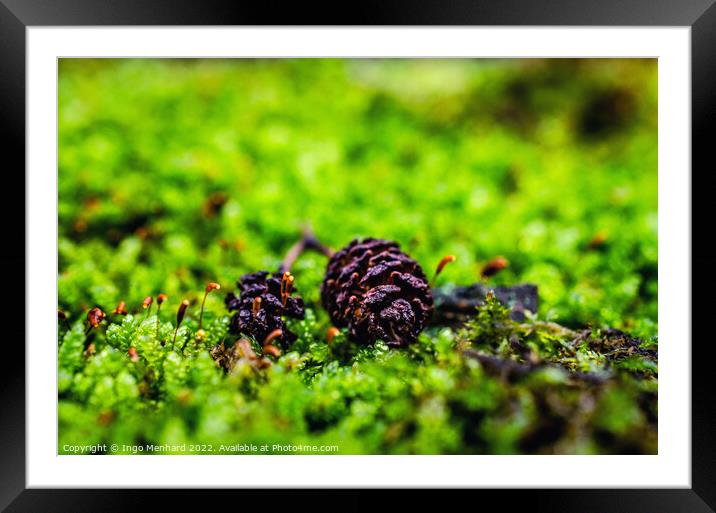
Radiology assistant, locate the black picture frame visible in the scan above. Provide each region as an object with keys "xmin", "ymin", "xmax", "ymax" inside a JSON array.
[{"xmin": 2, "ymin": 1, "xmax": 714, "ymax": 511}]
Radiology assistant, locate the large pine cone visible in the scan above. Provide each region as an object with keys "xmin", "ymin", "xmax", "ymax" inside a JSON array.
[
  {"xmin": 225, "ymin": 271, "xmax": 305, "ymax": 347},
  {"xmin": 321, "ymin": 238, "xmax": 433, "ymax": 347}
]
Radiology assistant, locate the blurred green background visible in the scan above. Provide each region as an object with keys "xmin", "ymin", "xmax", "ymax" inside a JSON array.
[{"xmin": 58, "ymin": 59, "xmax": 658, "ymax": 455}]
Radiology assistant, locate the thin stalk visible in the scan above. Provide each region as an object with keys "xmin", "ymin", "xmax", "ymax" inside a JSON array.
[
  {"xmin": 198, "ymin": 283, "xmax": 220, "ymax": 331},
  {"xmin": 156, "ymin": 294, "xmax": 167, "ymax": 343},
  {"xmin": 430, "ymin": 255, "xmax": 456, "ymax": 288}
]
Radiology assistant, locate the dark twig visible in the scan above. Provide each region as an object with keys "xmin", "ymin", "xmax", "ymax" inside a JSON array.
[
  {"xmin": 279, "ymin": 226, "xmax": 334, "ymax": 273},
  {"xmin": 463, "ymin": 349, "xmax": 607, "ymax": 385}
]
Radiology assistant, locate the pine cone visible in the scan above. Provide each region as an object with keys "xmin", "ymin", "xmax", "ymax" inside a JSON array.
[
  {"xmin": 321, "ymin": 238, "xmax": 433, "ymax": 348},
  {"xmin": 225, "ymin": 271, "xmax": 305, "ymax": 347}
]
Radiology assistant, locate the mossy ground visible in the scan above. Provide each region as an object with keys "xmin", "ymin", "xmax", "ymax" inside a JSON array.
[{"xmin": 58, "ymin": 59, "xmax": 657, "ymax": 454}]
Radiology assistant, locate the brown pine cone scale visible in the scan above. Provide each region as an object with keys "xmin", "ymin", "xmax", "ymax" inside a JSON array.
[
  {"xmin": 321, "ymin": 238, "xmax": 433, "ymax": 348},
  {"xmin": 225, "ymin": 271, "xmax": 304, "ymax": 348}
]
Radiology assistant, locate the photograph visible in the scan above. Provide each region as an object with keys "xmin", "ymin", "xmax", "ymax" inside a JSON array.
[{"xmin": 57, "ymin": 57, "xmax": 658, "ymax": 456}]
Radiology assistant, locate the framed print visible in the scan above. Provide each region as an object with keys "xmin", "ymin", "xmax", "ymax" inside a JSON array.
[{"xmin": 2, "ymin": 0, "xmax": 715, "ymax": 511}]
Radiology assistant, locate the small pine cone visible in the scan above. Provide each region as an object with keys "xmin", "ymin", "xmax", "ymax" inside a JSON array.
[
  {"xmin": 321, "ymin": 238, "xmax": 433, "ymax": 348},
  {"xmin": 225, "ymin": 271, "xmax": 305, "ymax": 348}
]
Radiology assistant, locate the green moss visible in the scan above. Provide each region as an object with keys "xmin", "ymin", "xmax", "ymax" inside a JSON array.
[{"xmin": 58, "ymin": 58, "xmax": 657, "ymax": 454}]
